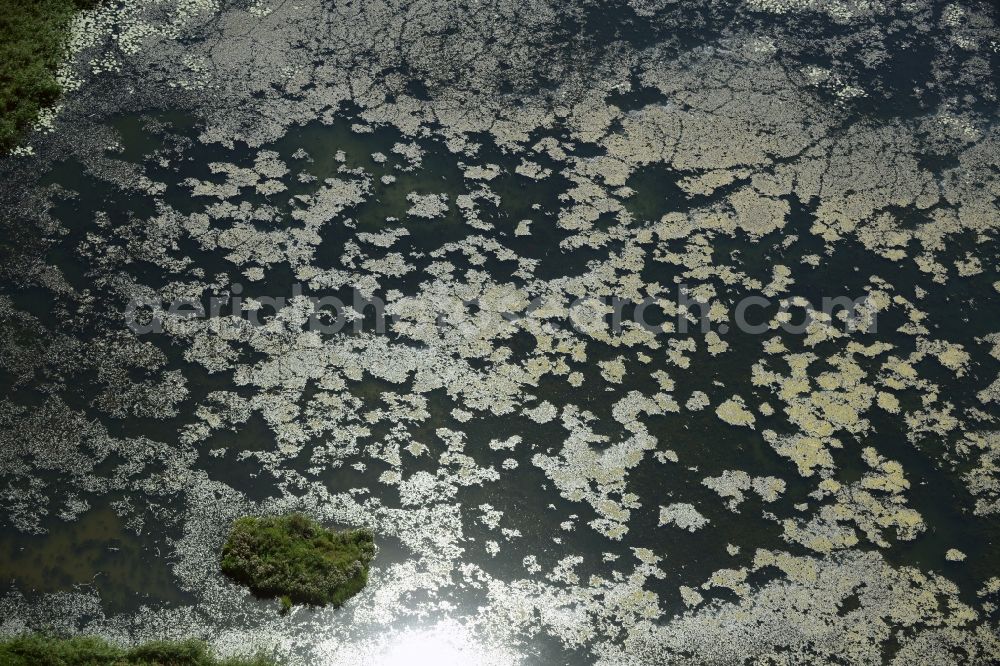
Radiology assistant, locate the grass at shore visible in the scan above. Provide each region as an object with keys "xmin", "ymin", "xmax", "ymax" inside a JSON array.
[
  {"xmin": 0, "ymin": 0, "xmax": 96, "ymax": 151},
  {"xmin": 0, "ymin": 634, "xmax": 277, "ymax": 665},
  {"xmin": 221, "ymin": 514, "xmax": 375, "ymax": 610}
]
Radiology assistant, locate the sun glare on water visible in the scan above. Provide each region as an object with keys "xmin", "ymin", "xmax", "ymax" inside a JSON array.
[
  {"xmin": 379, "ymin": 626, "xmax": 479, "ymax": 666},
  {"xmin": 322, "ymin": 620, "xmax": 516, "ymax": 666}
]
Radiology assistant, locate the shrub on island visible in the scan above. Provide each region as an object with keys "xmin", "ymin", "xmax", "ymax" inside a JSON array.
[{"xmin": 221, "ymin": 513, "xmax": 374, "ymax": 611}]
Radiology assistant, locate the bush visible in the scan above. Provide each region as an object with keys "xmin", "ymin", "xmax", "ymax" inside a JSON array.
[
  {"xmin": 220, "ymin": 514, "xmax": 375, "ymax": 609},
  {"xmin": 0, "ymin": 0, "xmax": 98, "ymax": 152},
  {"xmin": 0, "ymin": 634, "xmax": 277, "ymax": 665}
]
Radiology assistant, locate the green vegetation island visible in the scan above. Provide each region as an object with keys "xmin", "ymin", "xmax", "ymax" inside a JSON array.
[
  {"xmin": 0, "ymin": 635, "xmax": 276, "ymax": 666},
  {"xmin": 0, "ymin": 515, "xmax": 374, "ymax": 662},
  {"xmin": 0, "ymin": 0, "xmax": 95, "ymax": 151},
  {"xmin": 221, "ymin": 513, "xmax": 376, "ymax": 613}
]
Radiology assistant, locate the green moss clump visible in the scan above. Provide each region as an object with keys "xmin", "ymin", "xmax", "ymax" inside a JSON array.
[
  {"xmin": 220, "ymin": 514, "xmax": 375, "ymax": 609},
  {"xmin": 0, "ymin": 0, "xmax": 97, "ymax": 152},
  {"xmin": 0, "ymin": 634, "xmax": 277, "ymax": 665}
]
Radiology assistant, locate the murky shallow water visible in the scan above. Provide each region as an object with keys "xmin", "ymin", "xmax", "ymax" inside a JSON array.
[{"xmin": 1, "ymin": 0, "xmax": 1000, "ymax": 664}]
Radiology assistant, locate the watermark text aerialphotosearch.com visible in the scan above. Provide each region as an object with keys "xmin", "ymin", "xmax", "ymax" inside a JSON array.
[{"xmin": 126, "ymin": 283, "xmax": 877, "ymax": 337}]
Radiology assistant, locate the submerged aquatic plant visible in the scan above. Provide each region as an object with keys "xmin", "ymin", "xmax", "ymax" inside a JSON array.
[{"xmin": 220, "ymin": 513, "xmax": 375, "ymax": 609}]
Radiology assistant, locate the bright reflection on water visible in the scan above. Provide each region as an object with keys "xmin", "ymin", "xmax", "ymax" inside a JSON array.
[{"xmin": 325, "ymin": 620, "xmax": 517, "ymax": 666}]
